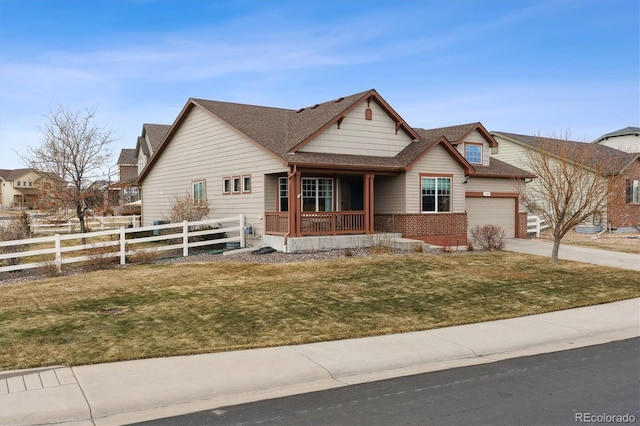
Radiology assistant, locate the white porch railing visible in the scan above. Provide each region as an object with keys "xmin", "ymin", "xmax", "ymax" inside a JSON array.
[
  {"xmin": 0, "ymin": 215, "xmax": 245, "ymax": 274},
  {"xmin": 527, "ymin": 215, "xmax": 549, "ymax": 238}
]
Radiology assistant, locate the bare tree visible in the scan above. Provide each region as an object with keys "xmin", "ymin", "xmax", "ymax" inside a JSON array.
[
  {"xmin": 20, "ymin": 106, "xmax": 115, "ymax": 234},
  {"xmin": 522, "ymin": 133, "xmax": 625, "ymax": 263},
  {"xmin": 164, "ymin": 194, "xmax": 211, "ymax": 223}
]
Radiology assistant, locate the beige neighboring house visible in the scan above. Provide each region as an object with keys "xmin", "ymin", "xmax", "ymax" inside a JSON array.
[
  {"xmin": 491, "ymin": 131, "xmax": 640, "ymax": 230},
  {"xmin": 113, "ymin": 124, "xmax": 171, "ymax": 213},
  {"xmin": 0, "ymin": 168, "xmax": 47, "ymax": 210},
  {"xmin": 137, "ymin": 89, "xmax": 533, "ymax": 252},
  {"xmin": 593, "ymin": 126, "xmax": 640, "ymax": 153}
]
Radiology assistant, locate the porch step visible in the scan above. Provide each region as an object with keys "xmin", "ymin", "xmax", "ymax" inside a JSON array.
[{"xmin": 391, "ymin": 237, "xmax": 427, "ymax": 252}]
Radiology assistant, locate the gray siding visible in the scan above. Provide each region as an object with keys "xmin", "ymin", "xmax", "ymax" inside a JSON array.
[
  {"xmin": 406, "ymin": 144, "xmax": 467, "ymax": 213},
  {"xmin": 301, "ymin": 102, "xmax": 413, "ymax": 157},
  {"xmin": 374, "ymin": 175, "xmax": 406, "ymax": 214},
  {"xmin": 141, "ymin": 106, "xmax": 287, "ymax": 236}
]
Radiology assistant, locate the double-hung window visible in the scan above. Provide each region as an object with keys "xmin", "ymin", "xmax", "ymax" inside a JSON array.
[
  {"xmin": 627, "ymin": 180, "xmax": 640, "ymax": 204},
  {"xmin": 279, "ymin": 177, "xmax": 288, "ymax": 211},
  {"xmin": 421, "ymin": 176, "xmax": 451, "ymax": 213},
  {"xmin": 302, "ymin": 178, "xmax": 333, "ymax": 212},
  {"xmin": 192, "ymin": 180, "xmax": 206, "ymax": 206}
]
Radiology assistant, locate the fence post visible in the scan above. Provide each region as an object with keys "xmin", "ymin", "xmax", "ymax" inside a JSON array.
[
  {"xmin": 54, "ymin": 234, "xmax": 62, "ymax": 273},
  {"xmin": 535, "ymin": 216, "xmax": 541, "ymax": 238},
  {"xmin": 183, "ymin": 220, "xmax": 189, "ymax": 257},
  {"xmin": 240, "ymin": 214, "xmax": 246, "ymax": 248},
  {"xmin": 120, "ymin": 227, "xmax": 126, "ymax": 265}
]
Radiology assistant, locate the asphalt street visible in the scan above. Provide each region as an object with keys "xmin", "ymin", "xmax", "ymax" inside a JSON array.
[{"xmin": 134, "ymin": 338, "xmax": 640, "ymax": 426}]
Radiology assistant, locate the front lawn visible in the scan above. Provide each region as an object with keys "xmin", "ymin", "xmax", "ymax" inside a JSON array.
[{"xmin": 1, "ymin": 251, "xmax": 638, "ymax": 370}]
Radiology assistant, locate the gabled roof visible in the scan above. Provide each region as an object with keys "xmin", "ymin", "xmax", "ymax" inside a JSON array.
[
  {"xmin": 471, "ymin": 157, "xmax": 536, "ymax": 179},
  {"xmin": 416, "ymin": 122, "xmax": 498, "ymax": 148},
  {"xmin": 136, "ymin": 124, "xmax": 171, "ymax": 157},
  {"xmin": 0, "ymin": 168, "xmax": 38, "ymax": 181},
  {"xmin": 117, "ymin": 149, "xmax": 137, "ymax": 165},
  {"xmin": 144, "ymin": 124, "xmax": 171, "ymax": 152},
  {"xmin": 594, "ymin": 126, "xmax": 640, "ymax": 143},
  {"xmin": 491, "ymin": 131, "xmax": 638, "ymax": 175},
  {"xmin": 138, "ymin": 90, "xmax": 523, "ymax": 182}
]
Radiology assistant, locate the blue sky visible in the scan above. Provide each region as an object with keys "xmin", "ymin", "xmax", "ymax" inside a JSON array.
[{"xmin": 1, "ymin": 0, "xmax": 638, "ymax": 171}]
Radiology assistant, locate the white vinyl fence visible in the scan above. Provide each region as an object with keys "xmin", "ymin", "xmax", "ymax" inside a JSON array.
[
  {"xmin": 527, "ymin": 215, "xmax": 549, "ymax": 238},
  {"xmin": 0, "ymin": 215, "xmax": 245, "ymax": 274},
  {"xmin": 30, "ymin": 215, "xmax": 141, "ymax": 235}
]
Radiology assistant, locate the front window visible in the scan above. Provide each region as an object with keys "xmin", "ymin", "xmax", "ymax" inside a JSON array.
[
  {"xmin": 465, "ymin": 144, "xmax": 482, "ymax": 164},
  {"xmin": 192, "ymin": 180, "xmax": 206, "ymax": 206},
  {"xmin": 421, "ymin": 176, "xmax": 451, "ymax": 212},
  {"xmin": 302, "ymin": 178, "xmax": 333, "ymax": 212},
  {"xmin": 279, "ymin": 177, "xmax": 288, "ymax": 211},
  {"xmin": 627, "ymin": 180, "xmax": 640, "ymax": 204}
]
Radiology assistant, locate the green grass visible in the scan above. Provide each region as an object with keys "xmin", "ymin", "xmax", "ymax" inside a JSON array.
[{"xmin": 1, "ymin": 251, "xmax": 638, "ymax": 370}]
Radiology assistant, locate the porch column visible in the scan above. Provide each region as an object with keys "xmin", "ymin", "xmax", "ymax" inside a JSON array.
[
  {"xmin": 364, "ymin": 173, "xmax": 375, "ymax": 234},
  {"xmin": 288, "ymin": 170, "xmax": 301, "ymax": 237}
]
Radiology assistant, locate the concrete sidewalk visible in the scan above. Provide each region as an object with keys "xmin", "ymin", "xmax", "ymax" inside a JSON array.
[
  {"xmin": 1, "ymin": 298, "xmax": 638, "ymax": 426},
  {"xmin": 503, "ymin": 238, "xmax": 640, "ymax": 271}
]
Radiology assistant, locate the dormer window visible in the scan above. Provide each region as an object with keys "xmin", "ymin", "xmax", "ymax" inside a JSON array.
[{"xmin": 465, "ymin": 143, "xmax": 483, "ymax": 164}]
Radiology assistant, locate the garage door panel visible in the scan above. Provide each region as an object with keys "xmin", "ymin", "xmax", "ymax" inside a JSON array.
[{"xmin": 466, "ymin": 197, "xmax": 515, "ymax": 238}]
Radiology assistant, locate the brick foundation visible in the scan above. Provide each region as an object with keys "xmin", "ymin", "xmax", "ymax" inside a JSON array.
[{"xmin": 375, "ymin": 213, "xmax": 468, "ymax": 246}]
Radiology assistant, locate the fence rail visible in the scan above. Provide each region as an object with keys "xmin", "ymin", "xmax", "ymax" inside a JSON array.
[
  {"xmin": 30, "ymin": 215, "xmax": 141, "ymax": 235},
  {"xmin": 0, "ymin": 215, "xmax": 245, "ymax": 274},
  {"xmin": 527, "ymin": 215, "xmax": 549, "ymax": 238}
]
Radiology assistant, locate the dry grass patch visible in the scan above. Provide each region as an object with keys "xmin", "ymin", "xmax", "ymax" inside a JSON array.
[{"xmin": 1, "ymin": 252, "xmax": 638, "ymax": 370}]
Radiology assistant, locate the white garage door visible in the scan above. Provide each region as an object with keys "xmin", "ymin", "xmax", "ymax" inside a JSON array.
[{"xmin": 466, "ymin": 197, "xmax": 516, "ymax": 238}]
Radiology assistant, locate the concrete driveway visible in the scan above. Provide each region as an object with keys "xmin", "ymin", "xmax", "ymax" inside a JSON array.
[{"xmin": 504, "ymin": 238, "xmax": 640, "ymax": 271}]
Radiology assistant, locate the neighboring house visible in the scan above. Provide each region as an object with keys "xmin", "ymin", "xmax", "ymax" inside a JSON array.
[
  {"xmin": 593, "ymin": 126, "xmax": 640, "ymax": 153},
  {"xmin": 491, "ymin": 131, "xmax": 640, "ymax": 230},
  {"xmin": 0, "ymin": 168, "xmax": 47, "ymax": 209},
  {"xmin": 137, "ymin": 89, "xmax": 533, "ymax": 251},
  {"xmin": 113, "ymin": 124, "xmax": 170, "ymax": 213}
]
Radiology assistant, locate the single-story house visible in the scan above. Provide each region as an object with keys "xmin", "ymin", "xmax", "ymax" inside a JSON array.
[
  {"xmin": 593, "ymin": 126, "xmax": 640, "ymax": 154},
  {"xmin": 137, "ymin": 89, "xmax": 533, "ymax": 252},
  {"xmin": 491, "ymin": 131, "xmax": 640, "ymax": 230}
]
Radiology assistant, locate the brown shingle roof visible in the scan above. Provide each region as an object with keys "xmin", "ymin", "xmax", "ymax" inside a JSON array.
[
  {"xmin": 492, "ymin": 131, "xmax": 638, "ymax": 175},
  {"xmin": 144, "ymin": 124, "xmax": 171, "ymax": 152},
  {"xmin": 117, "ymin": 149, "xmax": 137, "ymax": 165},
  {"xmin": 140, "ymin": 90, "xmax": 528, "ymax": 180},
  {"xmin": 0, "ymin": 168, "xmax": 36, "ymax": 181},
  {"xmin": 471, "ymin": 157, "xmax": 536, "ymax": 179}
]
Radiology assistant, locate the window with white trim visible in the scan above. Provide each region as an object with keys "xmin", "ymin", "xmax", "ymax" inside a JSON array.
[
  {"xmin": 192, "ymin": 180, "xmax": 206, "ymax": 206},
  {"xmin": 464, "ymin": 144, "xmax": 482, "ymax": 164},
  {"xmin": 232, "ymin": 176, "xmax": 241, "ymax": 194},
  {"xmin": 222, "ymin": 177, "xmax": 230, "ymax": 194},
  {"xmin": 302, "ymin": 178, "xmax": 333, "ymax": 212},
  {"xmin": 279, "ymin": 177, "xmax": 288, "ymax": 211},
  {"xmin": 627, "ymin": 179, "xmax": 640, "ymax": 204},
  {"xmin": 421, "ymin": 176, "xmax": 451, "ymax": 212}
]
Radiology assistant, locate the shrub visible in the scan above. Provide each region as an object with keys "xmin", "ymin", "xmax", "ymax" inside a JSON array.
[
  {"xmin": 164, "ymin": 194, "xmax": 210, "ymax": 223},
  {"xmin": 83, "ymin": 244, "xmax": 119, "ymax": 271},
  {"xmin": 0, "ymin": 214, "xmax": 31, "ymax": 265},
  {"xmin": 470, "ymin": 224, "xmax": 505, "ymax": 251}
]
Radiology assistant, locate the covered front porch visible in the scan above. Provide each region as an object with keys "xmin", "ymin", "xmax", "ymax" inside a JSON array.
[{"xmin": 264, "ymin": 169, "xmax": 377, "ymax": 237}]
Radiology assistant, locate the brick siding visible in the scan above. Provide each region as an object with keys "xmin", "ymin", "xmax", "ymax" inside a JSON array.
[{"xmin": 374, "ymin": 213, "xmax": 468, "ymax": 246}]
